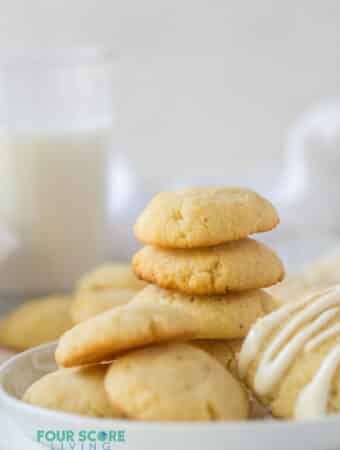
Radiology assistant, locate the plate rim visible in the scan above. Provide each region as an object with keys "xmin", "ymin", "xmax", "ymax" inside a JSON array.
[{"xmin": 1, "ymin": 342, "xmax": 340, "ymax": 432}]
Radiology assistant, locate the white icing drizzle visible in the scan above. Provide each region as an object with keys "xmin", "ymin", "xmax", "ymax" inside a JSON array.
[
  {"xmin": 238, "ymin": 293, "xmax": 317, "ymax": 378},
  {"xmin": 295, "ymin": 344, "xmax": 340, "ymax": 419},
  {"xmin": 239, "ymin": 287, "xmax": 336, "ymax": 379},
  {"xmin": 238, "ymin": 285, "xmax": 340, "ymax": 417},
  {"xmin": 305, "ymin": 321, "xmax": 340, "ymax": 352},
  {"xmin": 254, "ymin": 307, "xmax": 339, "ymax": 396}
]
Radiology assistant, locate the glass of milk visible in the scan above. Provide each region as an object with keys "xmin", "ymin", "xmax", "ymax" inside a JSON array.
[{"xmin": 0, "ymin": 48, "xmax": 115, "ymax": 297}]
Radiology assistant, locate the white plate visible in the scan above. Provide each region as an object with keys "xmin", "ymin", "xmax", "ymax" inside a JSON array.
[{"xmin": 0, "ymin": 343, "xmax": 340, "ymax": 450}]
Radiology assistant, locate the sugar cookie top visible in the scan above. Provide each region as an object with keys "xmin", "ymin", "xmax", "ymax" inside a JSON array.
[
  {"xmin": 23, "ymin": 366, "xmax": 121, "ymax": 418},
  {"xmin": 133, "ymin": 238, "xmax": 284, "ymax": 295},
  {"xmin": 193, "ymin": 339, "xmax": 242, "ymax": 377},
  {"xmin": 70, "ymin": 288, "xmax": 137, "ymax": 324},
  {"xmin": 238, "ymin": 285, "xmax": 340, "ymax": 419},
  {"xmin": 268, "ymin": 249, "xmax": 340, "ymax": 303},
  {"xmin": 133, "ymin": 285, "xmax": 278, "ymax": 340},
  {"xmin": 104, "ymin": 343, "xmax": 249, "ymax": 421},
  {"xmin": 134, "ymin": 187, "xmax": 279, "ymax": 248},
  {"xmin": 56, "ymin": 301, "xmax": 198, "ymax": 368},
  {"xmin": 77, "ymin": 263, "xmax": 145, "ymax": 292},
  {"xmin": 0, "ymin": 296, "xmax": 72, "ymax": 351}
]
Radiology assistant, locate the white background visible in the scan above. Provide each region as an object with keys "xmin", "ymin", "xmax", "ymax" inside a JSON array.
[
  {"xmin": 0, "ymin": 5, "xmax": 340, "ymax": 447},
  {"xmin": 0, "ymin": 0, "xmax": 340, "ymax": 185}
]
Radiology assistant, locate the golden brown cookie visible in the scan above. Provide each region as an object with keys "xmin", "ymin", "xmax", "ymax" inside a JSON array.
[
  {"xmin": 133, "ymin": 285, "xmax": 278, "ymax": 339},
  {"xmin": 134, "ymin": 187, "xmax": 279, "ymax": 248},
  {"xmin": 268, "ymin": 249, "xmax": 340, "ymax": 304},
  {"xmin": 77, "ymin": 263, "xmax": 145, "ymax": 292},
  {"xmin": 133, "ymin": 239, "xmax": 284, "ymax": 295},
  {"xmin": 0, "ymin": 296, "xmax": 72, "ymax": 351},
  {"xmin": 193, "ymin": 339, "xmax": 242, "ymax": 377},
  {"xmin": 70, "ymin": 288, "xmax": 137, "ymax": 324},
  {"xmin": 104, "ymin": 343, "xmax": 249, "ymax": 421},
  {"xmin": 56, "ymin": 301, "xmax": 198, "ymax": 368},
  {"xmin": 239, "ymin": 286, "xmax": 340, "ymax": 419},
  {"xmin": 23, "ymin": 365, "xmax": 121, "ymax": 417},
  {"xmin": 194, "ymin": 340, "xmax": 269, "ymax": 419}
]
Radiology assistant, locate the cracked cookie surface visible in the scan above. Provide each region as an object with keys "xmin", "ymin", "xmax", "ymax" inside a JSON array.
[
  {"xmin": 134, "ymin": 187, "xmax": 279, "ymax": 248},
  {"xmin": 133, "ymin": 238, "xmax": 284, "ymax": 295},
  {"xmin": 23, "ymin": 365, "xmax": 121, "ymax": 417},
  {"xmin": 104, "ymin": 342, "xmax": 249, "ymax": 421},
  {"xmin": 193, "ymin": 339, "xmax": 242, "ymax": 377},
  {"xmin": 133, "ymin": 285, "xmax": 278, "ymax": 339},
  {"xmin": 56, "ymin": 301, "xmax": 198, "ymax": 368}
]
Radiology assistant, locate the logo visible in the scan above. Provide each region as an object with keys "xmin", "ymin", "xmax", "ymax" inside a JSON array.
[{"xmin": 36, "ymin": 429, "xmax": 126, "ymax": 449}]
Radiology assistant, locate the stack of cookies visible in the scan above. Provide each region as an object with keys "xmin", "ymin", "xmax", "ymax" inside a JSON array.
[
  {"xmin": 132, "ymin": 187, "xmax": 284, "ymax": 345},
  {"xmin": 23, "ymin": 187, "xmax": 285, "ymax": 422}
]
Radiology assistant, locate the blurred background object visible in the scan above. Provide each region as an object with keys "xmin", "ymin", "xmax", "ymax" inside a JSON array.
[
  {"xmin": 269, "ymin": 100, "xmax": 340, "ymax": 269},
  {"xmin": 0, "ymin": 1, "xmax": 339, "ymax": 185},
  {"xmin": 0, "ymin": 47, "xmax": 115, "ymax": 298},
  {"xmin": 0, "ymin": 1, "xmax": 340, "ymax": 299},
  {"xmin": 268, "ymin": 245, "xmax": 340, "ymax": 304}
]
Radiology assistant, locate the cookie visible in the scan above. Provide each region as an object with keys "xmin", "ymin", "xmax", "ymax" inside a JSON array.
[
  {"xmin": 56, "ymin": 301, "xmax": 198, "ymax": 368},
  {"xmin": 77, "ymin": 263, "xmax": 145, "ymax": 292},
  {"xmin": 193, "ymin": 340, "xmax": 242, "ymax": 377},
  {"xmin": 23, "ymin": 365, "xmax": 121, "ymax": 417},
  {"xmin": 193, "ymin": 340, "xmax": 269, "ymax": 419},
  {"xmin": 0, "ymin": 296, "xmax": 72, "ymax": 351},
  {"xmin": 134, "ymin": 187, "xmax": 279, "ymax": 248},
  {"xmin": 133, "ymin": 239, "xmax": 284, "ymax": 295},
  {"xmin": 70, "ymin": 288, "xmax": 137, "ymax": 324},
  {"xmin": 268, "ymin": 249, "xmax": 340, "ymax": 303},
  {"xmin": 133, "ymin": 285, "xmax": 278, "ymax": 339},
  {"xmin": 239, "ymin": 285, "xmax": 340, "ymax": 419},
  {"xmin": 104, "ymin": 343, "xmax": 249, "ymax": 421},
  {"xmin": 0, "ymin": 348, "xmax": 16, "ymax": 365},
  {"xmin": 266, "ymin": 274, "xmax": 310, "ymax": 304}
]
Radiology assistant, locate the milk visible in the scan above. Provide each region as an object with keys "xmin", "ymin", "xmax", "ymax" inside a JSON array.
[{"xmin": 0, "ymin": 128, "xmax": 113, "ymax": 295}]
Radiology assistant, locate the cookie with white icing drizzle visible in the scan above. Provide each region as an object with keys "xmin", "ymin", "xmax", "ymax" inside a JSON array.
[{"xmin": 239, "ymin": 285, "xmax": 340, "ymax": 419}]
